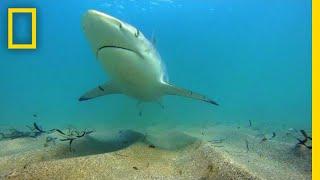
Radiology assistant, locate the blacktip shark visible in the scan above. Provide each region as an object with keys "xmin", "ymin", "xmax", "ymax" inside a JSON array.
[{"xmin": 79, "ymin": 10, "xmax": 218, "ymax": 107}]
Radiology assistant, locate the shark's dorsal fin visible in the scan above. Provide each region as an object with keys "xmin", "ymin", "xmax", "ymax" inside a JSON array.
[
  {"xmin": 79, "ymin": 82, "xmax": 120, "ymax": 101},
  {"xmin": 162, "ymin": 83, "xmax": 219, "ymax": 106}
]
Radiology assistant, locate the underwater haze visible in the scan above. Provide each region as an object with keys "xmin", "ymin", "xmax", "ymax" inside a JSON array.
[{"xmin": 0, "ymin": 0, "xmax": 311, "ymax": 133}]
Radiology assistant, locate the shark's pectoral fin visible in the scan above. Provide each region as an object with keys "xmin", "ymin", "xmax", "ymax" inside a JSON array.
[
  {"xmin": 79, "ymin": 82, "xmax": 120, "ymax": 101},
  {"xmin": 162, "ymin": 83, "xmax": 219, "ymax": 106}
]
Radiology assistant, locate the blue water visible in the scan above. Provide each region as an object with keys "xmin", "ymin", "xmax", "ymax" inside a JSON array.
[{"xmin": 0, "ymin": 0, "xmax": 311, "ymax": 132}]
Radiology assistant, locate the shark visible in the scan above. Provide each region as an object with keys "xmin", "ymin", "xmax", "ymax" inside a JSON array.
[{"xmin": 79, "ymin": 10, "xmax": 218, "ymax": 107}]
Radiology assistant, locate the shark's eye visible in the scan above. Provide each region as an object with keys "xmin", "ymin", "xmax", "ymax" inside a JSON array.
[
  {"xmin": 119, "ymin": 23, "xmax": 122, "ymax": 29},
  {"xmin": 135, "ymin": 29, "xmax": 140, "ymax": 37}
]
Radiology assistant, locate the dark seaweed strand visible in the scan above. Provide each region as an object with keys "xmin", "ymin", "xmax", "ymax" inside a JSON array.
[
  {"xmin": 306, "ymin": 145, "xmax": 312, "ymax": 149},
  {"xmin": 248, "ymin": 120, "xmax": 252, "ymax": 127},
  {"xmin": 33, "ymin": 123, "xmax": 45, "ymax": 133},
  {"xmin": 55, "ymin": 129, "xmax": 92, "ymax": 138},
  {"xmin": 296, "ymin": 138, "xmax": 312, "ymax": 149},
  {"xmin": 76, "ymin": 130, "xmax": 94, "ymax": 138},
  {"xmin": 300, "ymin": 130, "xmax": 308, "ymax": 138},
  {"xmin": 76, "ymin": 132, "xmax": 86, "ymax": 138},
  {"xmin": 58, "ymin": 129, "xmax": 94, "ymax": 152},
  {"xmin": 300, "ymin": 130, "xmax": 312, "ymax": 140},
  {"xmin": 52, "ymin": 129, "xmax": 66, "ymax": 135},
  {"xmin": 296, "ymin": 130, "xmax": 312, "ymax": 149},
  {"xmin": 245, "ymin": 139, "xmax": 249, "ymax": 152},
  {"xmin": 69, "ymin": 139, "xmax": 74, "ymax": 152},
  {"xmin": 296, "ymin": 138, "xmax": 311, "ymax": 149},
  {"xmin": 47, "ymin": 128, "xmax": 66, "ymax": 135},
  {"xmin": 60, "ymin": 138, "xmax": 75, "ymax": 152}
]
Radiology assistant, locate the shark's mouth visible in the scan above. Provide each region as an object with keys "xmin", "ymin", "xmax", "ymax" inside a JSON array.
[{"xmin": 96, "ymin": 45, "xmax": 143, "ymax": 58}]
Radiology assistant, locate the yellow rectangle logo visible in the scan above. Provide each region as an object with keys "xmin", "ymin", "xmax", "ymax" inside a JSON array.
[{"xmin": 8, "ymin": 8, "xmax": 37, "ymax": 49}]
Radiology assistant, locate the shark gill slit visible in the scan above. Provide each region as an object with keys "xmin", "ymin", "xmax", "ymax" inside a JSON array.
[{"xmin": 96, "ymin": 45, "xmax": 143, "ymax": 59}]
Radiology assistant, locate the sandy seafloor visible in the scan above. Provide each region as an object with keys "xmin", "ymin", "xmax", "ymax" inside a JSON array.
[{"xmin": 0, "ymin": 123, "xmax": 311, "ymax": 180}]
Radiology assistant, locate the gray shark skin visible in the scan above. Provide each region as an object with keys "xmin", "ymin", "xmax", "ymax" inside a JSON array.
[{"xmin": 79, "ymin": 10, "xmax": 218, "ymax": 106}]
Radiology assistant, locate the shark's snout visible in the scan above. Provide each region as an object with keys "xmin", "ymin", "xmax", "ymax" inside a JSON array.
[
  {"xmin": 82, "ymin": 11, "xmax": 92, "ymax": 32},
  {"xmin": 83, "ymin": 10, "xmax": 121, "ymax": 31},
  {"xmin": 82, "ymin": 9, "xmax": 147, "ymax": 55}
]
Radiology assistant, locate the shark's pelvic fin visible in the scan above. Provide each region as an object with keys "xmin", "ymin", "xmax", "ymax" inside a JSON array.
[
  {"xmin": 79, "ymin": 82, "xmax": 120, "ymax": 101},
  {"xmin": 162, "ymin": 83, "xmax": 219, "ymax": 106}
]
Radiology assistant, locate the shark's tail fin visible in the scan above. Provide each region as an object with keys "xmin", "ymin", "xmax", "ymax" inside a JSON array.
[{"xmin": 162, "ymin": 83, "xmax": 218, "ymax": 106}]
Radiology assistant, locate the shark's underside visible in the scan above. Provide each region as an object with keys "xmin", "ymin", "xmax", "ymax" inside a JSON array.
[{"xmin": 79, "ymin": 10, "xmax": 218, "ymax": 106}]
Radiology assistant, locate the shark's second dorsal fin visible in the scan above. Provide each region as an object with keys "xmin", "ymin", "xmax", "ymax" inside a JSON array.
[
  {"xmin": 162, "ymin": 83, "xmax": 219, "ymax": 106},
  {"xmin": 79, "ymin": 82, "xmax": 120, "ymax": 101}
]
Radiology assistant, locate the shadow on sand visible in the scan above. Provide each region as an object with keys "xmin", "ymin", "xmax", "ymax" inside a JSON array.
[
  {"xmin": 55, "ymin": 129, "xmax": 145, "ymax": 158},
  {"xmin": 53, "ymin": 129, "xmax": 198, "ymax": 159}
]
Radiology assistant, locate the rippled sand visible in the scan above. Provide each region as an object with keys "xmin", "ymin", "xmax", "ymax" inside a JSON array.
[{"xmin": 0, "ymin": 125, "xmax": 311, "ymax": 180}]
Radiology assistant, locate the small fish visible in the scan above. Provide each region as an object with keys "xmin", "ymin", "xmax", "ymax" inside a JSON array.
[
  {"xmin": 133, "ymin": 166, "xmax": 138, "ymax": 170},
  {"xmin": 260, "ymin": 137, "xmax": 267, "ymax": 143},
  {"xmin": 248, "ymin": 120, "xmax": 252, "ymax": 127},
  {"xmin": 149, "ymin": 144, "xmax": 156, "ymax": 148},
  {"xmin": 271, "ymin": 132, "xmax": 276, "ymax": 139},
  {"xmin": 259, "ymin": 132, "xmax": 276, "ymax": 143}
]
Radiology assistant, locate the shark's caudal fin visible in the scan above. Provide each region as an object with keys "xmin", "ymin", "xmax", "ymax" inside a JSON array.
[
  {"xmin": 79, "ymin": 82, "xmax": 120, "ymax": 101},
  {"xmin": 162, "ymin": 83, "xmax": 219, "ymax": 106}
]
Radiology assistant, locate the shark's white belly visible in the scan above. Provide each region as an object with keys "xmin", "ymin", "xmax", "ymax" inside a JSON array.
[
  {"xmin": 98, "ymin": 48, "xmax": 164, "ymax": 101},
  {"xmin": 80, "ymin": 10, "xmax": 218, "ymax": 106}
]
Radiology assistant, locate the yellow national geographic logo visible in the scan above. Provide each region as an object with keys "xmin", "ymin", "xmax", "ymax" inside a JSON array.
[{"xmin": 8, "ymin": 8, "xmax": 37, "ymax": 49}]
